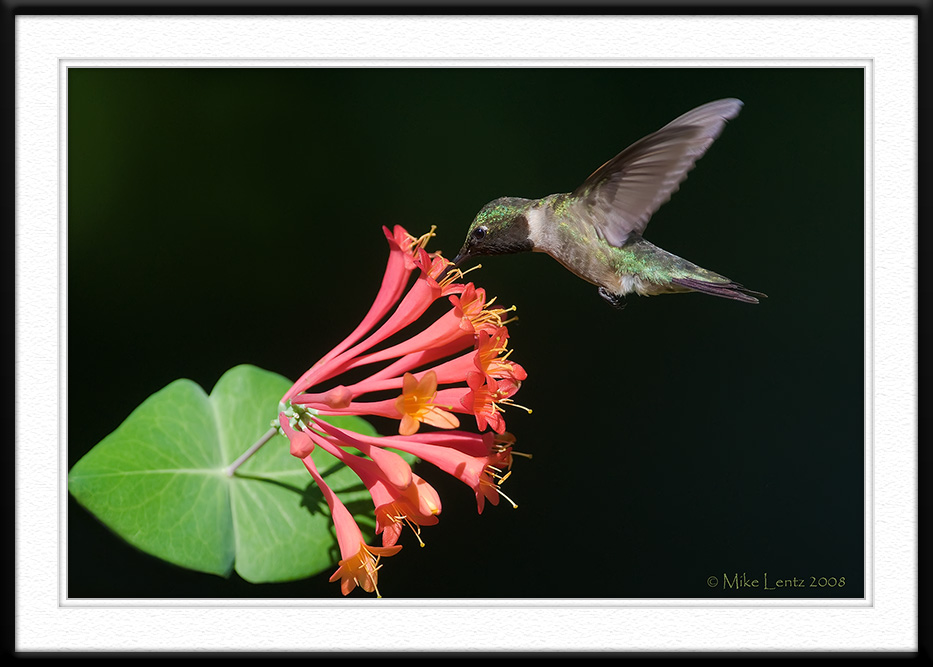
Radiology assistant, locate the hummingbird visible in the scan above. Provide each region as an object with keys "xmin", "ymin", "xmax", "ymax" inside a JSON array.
[{"xmin": 451, "ymin": 98, "xmax": 765, "ymax": 307}]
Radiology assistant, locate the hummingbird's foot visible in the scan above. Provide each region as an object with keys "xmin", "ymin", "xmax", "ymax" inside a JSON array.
[{"xmin": 598, "ymin": 287, "xmax": 626, "ymax": 309}]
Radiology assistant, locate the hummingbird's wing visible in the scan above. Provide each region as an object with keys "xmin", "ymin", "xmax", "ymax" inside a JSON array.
[{"xmin": 570, "ymin": 98, "xmax": 743, "ymax": 247}]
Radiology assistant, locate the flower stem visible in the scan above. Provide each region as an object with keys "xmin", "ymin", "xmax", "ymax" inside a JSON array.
[{"xmin": 225, "ymin": 426, "xmax": 278, "ymax": 477}]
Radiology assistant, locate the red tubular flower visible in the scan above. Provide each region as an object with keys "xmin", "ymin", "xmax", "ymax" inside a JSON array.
[
  {"xmin": 279, "ymin": 413, "xmax": 314, "ymax": 458},
  {"xmin": 330, "ymin": 428, "xmax": 518, "ymax": 513},
  {"xmin": 474, "ymin": 326, "xmax": 527, "ymax": 392},
  {"xmin": 367, "ymin": 471, "xmax": 441, "ymax": 548},
  {"xmin": 458, "ymin": 371, "xmax": 520, "ymax": 434},
  {"xmin": 301, "ymin": 453, "xmax": 401, "ymax": 597},
  {"xmin": 278, "ymin": 225, "xmax": 528, "ymax": 596},
  {"xmin": 303, "ymin": 423, "xmax": 442, "ymax": 546},
  {"xmin": 394, "ymin": 371, "xmax": 460, "ymax": 435},
  {"xmin": 283, "ymin": 226, "xmax": 427, "ymax": 402}
]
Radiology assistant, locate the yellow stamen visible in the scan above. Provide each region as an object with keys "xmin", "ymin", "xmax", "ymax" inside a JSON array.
[
  {"xmin": 495, "ymin": 486, "xmax": 518, "ymax": 509},
  {"xmin": 392, "ymin": 509, "xmax": 426, "ymax": 547},
  {"xmin": 437, "ymin": 268, "xmax": 461, "ymax": 290},
  {"xmin": 500, "ymin": 398, "xmax": 533, "ymax": 414},
  {"xmin": 509, "ymin": 450, "xmax": 533, "ymax": 460},
  {"xmin": 479, "ymin": 468, "xmax": 519, "ymax": 508},
  {"xmin": 484, "ymin": 464, "xmax": 513, "ymax": 485},
  {"xmin": 435, "ymin": 260, "xmax": 481, "ymax": 291},
  {"xmin": 471, "ymin": 304, "xmax": 517, "ymax": 330},
  {"xmin": 350, "ymin": 551, "xmax": 384, "ymax": 598},
  {"xmin": 410, "ymin": 225, "xmax": 437, "ymax": 251}
]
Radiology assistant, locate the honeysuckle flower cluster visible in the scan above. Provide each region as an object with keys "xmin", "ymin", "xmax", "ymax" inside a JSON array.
[{"xmin": 277, "ymin": 226, "xmax": 529, "ymax": 597}]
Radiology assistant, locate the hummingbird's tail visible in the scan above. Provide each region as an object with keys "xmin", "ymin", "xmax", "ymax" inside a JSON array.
[{"xmin": 670, "ymin": 277, "xmax": 767, "ymax": 304}]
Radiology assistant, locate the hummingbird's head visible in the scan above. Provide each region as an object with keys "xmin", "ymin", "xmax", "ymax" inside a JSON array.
[{"xmin": 452, "ymin": 197, "xmax": 535, "ymax": 267}]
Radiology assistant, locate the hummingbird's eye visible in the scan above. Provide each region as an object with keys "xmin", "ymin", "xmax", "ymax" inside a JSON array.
[{"xmin": 472, "ymin": 226, "xmax": 487, "ymax": 241}]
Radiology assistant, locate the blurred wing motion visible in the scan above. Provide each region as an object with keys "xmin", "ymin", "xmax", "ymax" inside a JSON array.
[{"xmin": 570, "ymin": 98, "xmax": 743, "ymax": 247}]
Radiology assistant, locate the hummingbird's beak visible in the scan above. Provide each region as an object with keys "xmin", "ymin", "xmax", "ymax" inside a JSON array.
[
  {"xmin": 442, "ymin": 249, "xmax": 468, "ymax": 281},
  {"xmin": 450, "ymin": 242, "xmax": 473, "ymax": 269}
]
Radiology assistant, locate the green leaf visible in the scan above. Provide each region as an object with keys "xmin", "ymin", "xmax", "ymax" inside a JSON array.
[{"xmin": 69, "ymin": 364, "xmax": 395, "ymax": 583}]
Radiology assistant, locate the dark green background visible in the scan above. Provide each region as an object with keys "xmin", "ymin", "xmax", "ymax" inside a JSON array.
[{"xmin": 68, "ymin": 67, "xmax": 864, "ymax": 599}]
